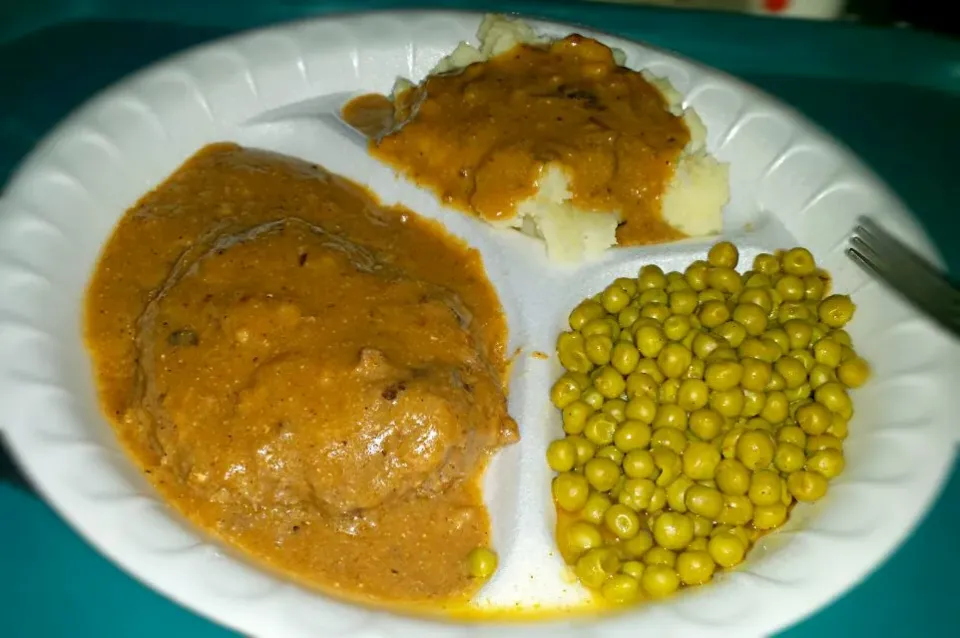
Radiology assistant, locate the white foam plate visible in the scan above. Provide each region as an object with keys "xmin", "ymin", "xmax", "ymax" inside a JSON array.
[{"xmin": 0, "ymin": 10, "xmax": 957, "ymax": 638}]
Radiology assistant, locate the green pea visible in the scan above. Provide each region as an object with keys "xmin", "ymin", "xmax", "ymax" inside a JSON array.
[
  {"xmin": 576, "ymin": 547, "xmax": 620, "ymax": 589},
  {"xmin": 611, "ymin": 342, "xmax": 641, "ymax": 376},
  {"xmin": 581, "ymin": 387, "xmax": 605, "ymax": 410},
  {"xmin": 594, "ymin": 366, "xmax": 627, "ymax": 399},
  {"xmin": 676, "ymin": 550, "xmax": 715, "ymax": 586},
  {"xmin": 663, "ymin": 314, "xmax": 692, "ymax": 341},
  {"xmin": 625, "ymin": 396, "xmax": 658, "ymax": 424},
  {"xmin": 562, "ymin": 520, "xmax": 603, "ymax": 559},
  {"xmin": 601, "ymin": 573, "xmax": 640, "ymax": 604},
  {"xmin": 641, "ymin": 564, "xmax": 680, "ymax": 598},
  {"xmin": 613, "ymin": 420, "xmax": 652, "ymax": 452},
  {"xmin": 568, "ymin": 436, "xmax": 597, "ymax": 466},
  {"xmin": 643, "ymin": 546, "xmax": 677, "ymax": 568},
  {"xmin": 557, "ymin": 331, "xmax": 594, "ymax": 373},
  {"xmin": 585, "ymin": 334, "xmax": 614, "ymax": 366},
  {"xmin": 553, "ymin": 472, "xmax": 590, "ymax": 512},
  {"xmin": 601, "ymin": 398, "xmax": 627, "ymax": 423},
  {"xmin": 613, "ymin": 277, "xmax": 639, "ymax": 298},
  {"xmin": 561, "ymin": 400, "xmax": 593, "ymax": 435},
  {"xmin": 620, "ymin": 560, "xmax": 645, "ymax": 581},
  {"xmin": 618, "ymin": 477, "xmax": 657, "ymax": 511},
  {"xmin": 626, "ymin": 371, "xmax": 660, "ymax": 400},
  {"xmin": 621, "ymin": 530, "xmax": 655, "ymax": 559},
  {"xmin": 707, "ymin": 531, "xmax": 746, "ymax": 568},
  {"xmin": 604, "ymin": 503, "xmax": 641, "ymax": 539},
  {"xmin": 602, "ymin": 284, "xmax": 632, "ymax": 314},
  {"xmin": 569, "ymin": 301, "xmax": 605, "ymax": 330},
  {"xmin": 584, "ymin": 413, "xmax": 617, "ymax": 446},
  {"xmin": 666, "ymin": 475, "xmax": 694, "ymax": 512},
  {"xmin": 618, "ymin": 305, "xmax": 641, "ymax": 329},
  {"xmin": 546, "ymin": 439, "xmax": 577, "ymax": 472},
  {"xmin": 582, "ymin": 317, "xmax": 614, "ymax": 338},
  {"xmin": 638, "ymin": 264, "xmax": 667, "ymax": 290},
  {"xmin": 595, "ymin": 445, "xmax": 624, "ymax": 465},
  {"xmin": 622, "ymin": 449, "xmax": 657, "ymax": 479},
  {"xmin": 648, "ymin": 486, "xmax": 668, "ymax": 513},
  {"xmin": 550, "ymin": 376, "xmax": 581, "ymax": 409},
  {"xmin": 580, "ymin": 491, "xmax": 613, "ymax": 525},
  {"xmin": 466, "ymin": 547, "xmax": 498, "ymax": 579},
  {"xmin": 564, "ymin": 370, "xmax": 592, "ymax": 391},
  {"xmin": 640, "ymin": 289, "xmax": 669, "ymax": 306},
  {"xmin": 653, "ymin": 511, "xmax": 695, "ymax": 551},
  {"xmin": 585, "ymin": 457, "xmax": 621, "ymax": 492},
  {"xmin": 774, "ymin": 442, "xmax": 805, "ymax": 474},
  {"xmin": 635, "ymin": 324, "xmax": 667, "ymax": 359}
]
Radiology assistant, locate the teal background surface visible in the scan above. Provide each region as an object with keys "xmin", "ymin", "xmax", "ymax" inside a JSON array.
[{"xmin": 1, "ymin": 1, "xmax": 957, "ymax": 636}]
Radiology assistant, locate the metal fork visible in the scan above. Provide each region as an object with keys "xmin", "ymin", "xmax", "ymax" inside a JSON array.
[{"xmin": 847, "ymin": 216, "xmax": 960, "ymax": 338}]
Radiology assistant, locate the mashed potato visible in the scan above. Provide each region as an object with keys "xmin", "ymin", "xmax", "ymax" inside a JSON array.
[{"xmin": 389, "ymin": 14, "xmax": 729, "ymax": 261}]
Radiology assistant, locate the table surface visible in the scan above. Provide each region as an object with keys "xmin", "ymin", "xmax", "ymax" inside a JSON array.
[{"xmin": 1, "ymin": 1, "xmax": 958, "ymax": 636}]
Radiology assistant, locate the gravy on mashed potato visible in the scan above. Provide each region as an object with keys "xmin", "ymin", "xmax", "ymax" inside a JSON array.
[
  {"xmin": 84, "ymin": 143, "xmax": 518, "ymax": 606},
  {"xmin": 343, "ymin": 15, "xmax": 728, "ymax": 262}
]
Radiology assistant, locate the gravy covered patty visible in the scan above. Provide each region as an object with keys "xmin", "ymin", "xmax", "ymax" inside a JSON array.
[{"xmin": 85, "ymin": 143, "xmax": 517, "ymax": 606}]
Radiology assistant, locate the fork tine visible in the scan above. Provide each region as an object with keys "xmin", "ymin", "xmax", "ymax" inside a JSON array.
[
  {"xmin": 848, "ymin": 238, "xmax": 951, "ymax": 317},
  {"xmin": 846, "ymin": 245, "xmax": 927, "ymax": 313},
  {"xmin": 848, "ymin": 235, "xmax": 944, "ymax": 300},
  {"xmin": 854, "ymin": 216, "xmax": 955, "ymax": 297},
  {"xmin": 847, "ymin": 245, "xmax": 959, "ymax": 334},
  {"xmin": 846, "ymin": 243, "xmax": 931, "ymax": 307},
  {"xmin": 855, "ymin": 217, "xmax": 926, "ymax": 264},
  {"xmin": 850, "ymin": 217, "xmax": 960, "ymax": 335},
  {"xmin": 850, "ymin": 229, "xmax": 955, "ymax": 302}
]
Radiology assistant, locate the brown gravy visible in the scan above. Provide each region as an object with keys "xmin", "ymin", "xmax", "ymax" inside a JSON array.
[
  {"xmin": 343, "ymin": 34, "xmax": 690, "ymax": 246},
  {"xmin": 84, "ymin": 143, "xmax": 518, "ymax": 608}
]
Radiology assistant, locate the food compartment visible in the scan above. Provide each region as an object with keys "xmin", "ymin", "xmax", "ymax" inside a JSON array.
[{"xmin": 520, "ymin": 225, "xmax": 880, "ymax": 606}]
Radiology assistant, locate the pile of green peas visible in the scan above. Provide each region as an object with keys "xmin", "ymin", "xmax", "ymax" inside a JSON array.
[{"xmin": 546, "ymin": 241, "xmax": 870, "ymax": 605}]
